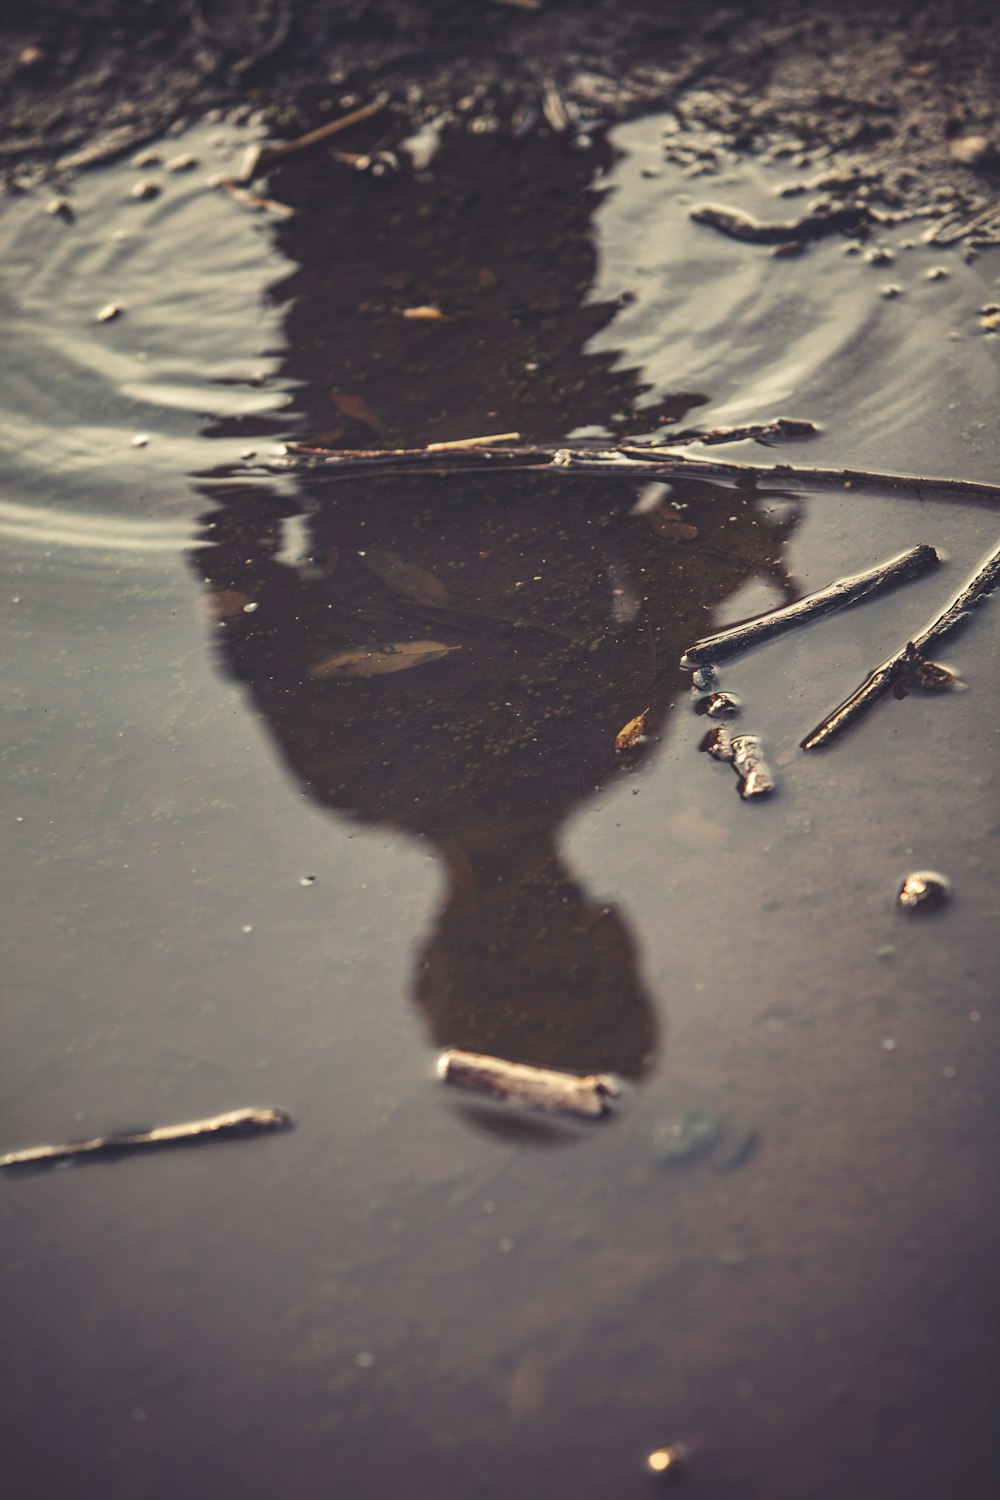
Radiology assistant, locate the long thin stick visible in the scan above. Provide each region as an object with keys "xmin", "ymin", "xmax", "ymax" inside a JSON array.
[
  {"xmin": 0, "ymin": 1107, "xmax": 292, "ymax": 1170},
  {"xmin": 259, "ymin": 443, "xmax": 1000, "ymax": 505},
  {"xmin": 801, "ymin": 542, "xmax": 1000, "ymax": 750},
  {"xmin": 681, "ymin": 544, "xmax": 941, "ymax": 665}
]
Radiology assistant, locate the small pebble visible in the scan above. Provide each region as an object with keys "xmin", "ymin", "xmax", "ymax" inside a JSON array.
[
  {"xmin": 96, "ymin": 303, "xmax": 123, "ymax": 323},
  {"xmin": 897, "ymin": 870, "xmax": 949, "ymax": 911},
  {"xmin": 865, "ymin": 245, "xmax": 895, "ymax": 265},
  {"xmin": 131, "ymin": 149, "xmax": 162, "ymax": 168},
  {"xmin": 130, "ymin": 179, "xmax": 161, "ymax": 201},
  {"xmin": 705, "ymin": 691, "xmax": 741, "ymax": 720},
  {"xmin": 949, "ymin": 135, "xmax": 995, "ymax": 167},
  {"xmin": 131, "ymin": 434, "xmax": 150, "ymax": 447},
  {"xmin": 926, "ymin": 266, "xmax": 949, "ymax": 280},
  {"xmin": 880, "ymin": 283, "xmax": 903, "ymax": 299},
  {"xmin": 164, "ymin": 153, "xmax": 198, "ymax": 172},
  {"xmin": 646, "ymin": 1445, "xmax": 684, "ymax": 1477}
]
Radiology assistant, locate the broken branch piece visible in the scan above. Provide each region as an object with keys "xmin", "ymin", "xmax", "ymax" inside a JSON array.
[
  {"xmin": 681, "ymin": 544, "xmax": 941, "ymax": 665},
  {"xmin": 437, "ymin": 1049, "xmax": 619, "ymax": 1119},
  {"xmin": 730, "ymin": 735, "xmax": 775, "ymax": 798},
  {"xmin": 802, "ymin": 542, "xmax": 1000, "ymax": 750},
  {"xmin": 0, "ymin": 1107, "xmax": 292, "ymax": 1170},
  {"xmin": 265, "ymin": 443, "xmax": 1000, "ymax": 506},
  {"xmin": 689, "ymin": 202, "xmax": 866, "ymax": 243}
]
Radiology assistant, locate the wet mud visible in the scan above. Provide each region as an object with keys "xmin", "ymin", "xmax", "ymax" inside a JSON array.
[{"xmin": 1, "ymin": 39, "xmax": 999, "ymax": 1500}]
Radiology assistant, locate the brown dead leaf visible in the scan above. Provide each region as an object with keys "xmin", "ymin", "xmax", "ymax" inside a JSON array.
[
  {"xmin": 310, "ymin": 640, "xmax": 461, "ymax": 679},
  {"xmin": 644, "ymin": 503, "xmax": 699, "ymax": 543},
  {"xmin": 360, "ymin": 549, "xmax": 449, "ymax": 606},
  {"xmin": 615, "ymin": 709, "xmax": 649, "ymax": 752},
  {"xmin": 331, "ymin": 391, "xmax": 385, "ymax": 434}
]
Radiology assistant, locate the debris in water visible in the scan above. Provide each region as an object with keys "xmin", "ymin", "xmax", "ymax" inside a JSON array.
[
  {"xmin": 400, "ymin": 304, "xmax": 449, "ymax": 321},
  {"xmin": 897, "ymin": 870, "xmax": 949, "ymax": 911},
  {"xmin": 217, "ymin": 179, "xmax": 295, "ymax": 216},
  {"xmin": 653, "ymin": 1111, "xmax": 720, "ymax": 1165},
  {"xmin": 244, "ymin": 95, "xmax": 387, "ymax": 174},
  {"xmin": 360, "ymin": 549, "xmax": 449, "ymax": 605},
  {"xmin": 615, "ymin": 708, "xmax": 649, "ymax": 752},
  {"xmin": 681, "ymin": 544, "xmax": 940, "ymax": 666},
  {"xmin": 273, "ymin": 441, "xmax": 1000, "ymax": 505},
  {"xmin": 714, "ymin": 1128, "xmax": 760, "ymax": 1174},
  {"xmin": 425, "ymin": 431, "xmax": 521, "ymax": 451},
  {"xmin": 901, "ymin": 642, "xmax": 964, "ymax": 691},
  {"xmin": 309, "ymin": 640, "xmax": 461, "ymax": 679},
  {"xmin": 691, "ymin": 664, "xmax": 719, "ymax": 693},
  {"xmin": 802, "ymin": 543, "xmax": 1000, "ymax": 750},
  {"xmin": 689, "ymin": 202, "xmax": 865, "ymax": 243},
  {"xmin": 646, "ymin": 1444, "xmax": 686, "ymax": 1478},
  {"xmin": 704, "ymin": 691, "xmax": 741, "ymax": 719},
  {"xmin": 701, "ymin": 725, "xmax": 733, "ymax": 761},
  {"xmin": 96, "ymin": 303, "xmax": 123, "ymax": 323},
  {"xmin": 730, "ymin": 735, "xmax": 775, "ymax": 798},
  {"xmin": 437, "ymin": 1049, "xmax": 619, "ymax": 1119},
  {"xmin": 949, "ymin": 134, "xmax": 996, "ymax": 167},
  {"xmin": 0, "ymin": 1107, "xmax": 292, "ymax": 1171}
]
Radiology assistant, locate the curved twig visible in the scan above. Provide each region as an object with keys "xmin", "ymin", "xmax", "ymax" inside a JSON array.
[{"xmin": 256, "ymin": 442, "xmax": 1000, "ymax": 506}]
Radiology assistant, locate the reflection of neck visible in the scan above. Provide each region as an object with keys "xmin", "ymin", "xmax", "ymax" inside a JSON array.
[
  {"xmin": 416, "ymin": 822, "xmax": 657, "ymax": 1080},
  {"xmin": 438, "ymin": 822, "xmax": 569, "ymax": 905}
]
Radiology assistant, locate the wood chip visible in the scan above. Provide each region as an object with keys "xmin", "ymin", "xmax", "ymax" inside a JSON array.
[
  {"xmin": 309, "ymin": 640, "xmax": 461, "ymax": 679},
  {"xmin": 437, "ymin": 1049, "xmax": 619, "ymax": 1119}
]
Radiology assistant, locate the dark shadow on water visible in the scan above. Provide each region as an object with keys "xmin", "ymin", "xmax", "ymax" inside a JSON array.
[{"xmin": 193, "ymin": 129, "xmax": 799, "ymax": 1118}]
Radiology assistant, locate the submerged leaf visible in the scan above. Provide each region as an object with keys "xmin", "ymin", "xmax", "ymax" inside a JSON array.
[
  {"xmin": 615, "ymin": 708, "xmax": 649, "ymax": 752},
  {"xmin": 361, "ymin": 549, "xmax": 450, "ymax": 605},
  {"xmin": 310, "ymin": 640, "xmax": 461, "ymax": 679}
]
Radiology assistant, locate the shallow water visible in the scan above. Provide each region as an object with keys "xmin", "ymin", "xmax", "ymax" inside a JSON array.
[{"xmin": 1, "ymin": 113, "xmax": 998, "ymax": 1500}]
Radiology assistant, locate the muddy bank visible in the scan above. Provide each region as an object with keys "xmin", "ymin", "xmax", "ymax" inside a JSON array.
[{"xmin": 3, "ymin": 1, "xmax": 998, "ymax": 243}]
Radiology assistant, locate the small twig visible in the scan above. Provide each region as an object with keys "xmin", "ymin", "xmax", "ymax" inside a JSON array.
[
  {"xmin": 426, "ymin": 431, "xmax": 521, "ymax": 451},
  {"xmin": 801, "ymin": 542, "xmax": 1000, "ymax": 750},
  {"xmin": 689, "ymin": 203, "xmax": 867, "ymax": 244},
  {"xmin": 264, "ymin": 442, "xmax": 1000, "ymax": 506},
  {"xmin": 260, "ymin": 95, "xmax": 388, "ymax": 162},
  {"xmin": 1, "ymin": 1107, "xmax": 292, "ymax": 1170},
  {"xmin": 681, "ymin": 544, "xmax": 941, "ymax": 666}
]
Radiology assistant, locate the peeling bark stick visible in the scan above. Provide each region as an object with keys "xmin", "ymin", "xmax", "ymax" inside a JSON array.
[
  {"xmin": 262, "ymin": 444, "xmax": 1000, "ymax": 506},
  {"xmin": 689, "ymin": 202, "xmax": 867, "ymax": 244},
  {"xmin": 801, "ymin": 542, "xmax": 1000, "ymax": 750},
  {"xmin": 0, "ymin": 1108, "xmax": 292, "ymax": 1170},
  {"xmin": 681, "ymin": 544, "xmax": 941, "ymax": 665}
]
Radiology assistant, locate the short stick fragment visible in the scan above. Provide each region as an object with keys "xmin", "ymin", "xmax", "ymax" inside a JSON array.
[
  {"xmin": 437, "ymin": 1049, "xmax": 619, "ymax": 1119},
  {"xmin": 1, "ymin": 1108, "xmax": 292, "ymax": 1170},
  {"xmin": 682, "ymin": 544, "xmax": 940, "ymax": 666},
  {"xmin": 802, "ymin": 542, "xmax": 1000, "ymax": 750},
  {"xmin": 730, "ymin": 735, "xmax": 775, "ymax": 798}
]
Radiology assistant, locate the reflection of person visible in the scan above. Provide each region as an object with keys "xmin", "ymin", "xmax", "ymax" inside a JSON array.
[
  {"xmin": 196, "ymin": 467, "xmax": 795, "ymax": 1090},
  {"xmin": 193, "ymin": 126, "xmax": 799, "ymax": 1112}
]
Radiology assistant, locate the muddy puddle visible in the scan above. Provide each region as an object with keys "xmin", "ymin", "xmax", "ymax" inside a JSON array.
[{"xmin": 1, "ymin": 111, "xmax": 998, "ymax": 1500}]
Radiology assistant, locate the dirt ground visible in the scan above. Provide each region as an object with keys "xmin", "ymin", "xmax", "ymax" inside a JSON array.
[{"xmin": 2, "ymin": 1, "xmax": 998, "ymax": 242}]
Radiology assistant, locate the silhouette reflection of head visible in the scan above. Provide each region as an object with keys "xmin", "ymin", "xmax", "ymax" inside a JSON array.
[{"xmin": 194, "ymin": 128, "xmax": 798, "ymax": 1116}]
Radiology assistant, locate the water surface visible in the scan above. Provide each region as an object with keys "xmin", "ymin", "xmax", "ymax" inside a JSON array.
[{"xmin": 2, "ymin": 113, "xmax": 998, "ymax": 1500}]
